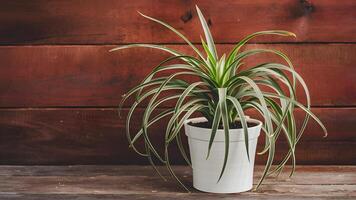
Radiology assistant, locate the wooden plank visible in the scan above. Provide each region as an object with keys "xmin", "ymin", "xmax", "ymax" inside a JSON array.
[
  {"xmin": 1, "ymin": 176, "xmax": 356, "ymax": 195},
  {"xmin": 1, "ymin": 194, "xmax": 356, "ymax": 200},
  {"xmin": 0, "ymin": 44, "xmax": 355, "ymax": 107},
  {"xmin": 0, "ymin": 108, "xmax": 354, "ymax": 165},
  {"xmin": 0, "ymin": 166, "xmax": 355, "ymax": 199},
  {"xmin": 0, "ymin": 0, "xmax": 355, "ymax": 44},
  {"xmin": 0, "ymin": 165, "xmax": 355, "ymax": 185}
]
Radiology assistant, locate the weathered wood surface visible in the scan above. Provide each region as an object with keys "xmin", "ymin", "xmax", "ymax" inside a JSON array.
[
  {"xmin": 0, "ymin": 0, "xmax": 355, "ymax": 44},
  {"xmin": 0, "ymin": 165, "xmax": 355, "ymax": 199},
  {"xmin": 0, "ymin": 108, "xmax": 355, "ymax": 165},
  {"xmin": 0, "ymin": 44, "xmax": 355, "ymax": 107}
]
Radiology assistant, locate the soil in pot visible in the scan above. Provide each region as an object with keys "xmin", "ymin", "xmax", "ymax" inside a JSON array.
[{"xmin": 188, "ymin": 121, "xmax": 258, "ymax": 129}]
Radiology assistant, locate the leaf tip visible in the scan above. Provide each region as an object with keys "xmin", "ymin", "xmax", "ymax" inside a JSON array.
[
  {"xmin": 137, "ymin": 11, "xmax": 150, "ymax": 20},
  {"xmin": 217, "ymin": 170, "xmax": 224, "ymax": 183},
  {"xmin": 323, "ymin": 131, "xmax": 328, "ymax": 138},
  {"xmin": 206, "ymin": 147, "xmax": 212, "ymax": 160},
  {"xmin": 137, "ymin": 10, "xmax": 144, "ymax": 16}
]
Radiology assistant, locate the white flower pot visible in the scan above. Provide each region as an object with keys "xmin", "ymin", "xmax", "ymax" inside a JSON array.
[{"xmin": 184, "ymin": 117, "xmax": 262, "ymax": 193}]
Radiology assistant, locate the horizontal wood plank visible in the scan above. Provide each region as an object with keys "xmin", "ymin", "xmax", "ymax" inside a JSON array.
[
  {"xmin": 0, "ymin": 0, "xmax": 355, "ymax": 44},
  {"xmin": 0, "ymin": 44, "xmax": 355, "ymax": 107},
  {"xmin": 1, "ymin": 165, "xmax": 355, "ymax": 185},
  {"xmin": 0, "ymin": 108, "xmax": 354, "ymax": 165},
  {"xmin": 1, "ymin": 194, "xmax": 355, "ymax": 200},
  {"xmin": 0, "ymin": 166, "xmax": 355, "ymax": 199}
]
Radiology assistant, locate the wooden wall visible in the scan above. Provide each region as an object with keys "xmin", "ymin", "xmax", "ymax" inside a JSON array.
[{"xmin": 0, "ymin": 0, "xmax": 355, "ymax": 165}]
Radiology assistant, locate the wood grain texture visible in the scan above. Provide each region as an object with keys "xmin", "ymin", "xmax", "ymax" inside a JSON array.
[
  {"xmin": 0, "ymin": 108, "xmax": 354, "ymax": 165},
  {"xmin": 1, "ymin": 194, "xmax": 355, "ymax": 200},
  {"xmin": 0, "ymin": 165, "xmax": 355, "ymax": 199},
  {"xmin": 0, "ymin": 0, "xmax": 354, "ymax": 168},
  {"xmin": 0, "ymin": 0, "xmax": 355, "ymax": 44},
  {"xmin": 1, "ymin": 165, "xmax": 355, "ymax": 184},
  {"xmin": 0, "ymin": 44, "xmax": 355, "ymax": 107}
]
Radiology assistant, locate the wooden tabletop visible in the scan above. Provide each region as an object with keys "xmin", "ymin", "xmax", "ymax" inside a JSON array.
[{"xmin": 0, "ymin": 165, "xmax": 355, "ymax": 199}]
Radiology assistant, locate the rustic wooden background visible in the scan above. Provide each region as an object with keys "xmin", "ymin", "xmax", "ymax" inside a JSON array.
[{"xmin": 0, "ymin": 0, "xmax": 355, "ymax": 165}]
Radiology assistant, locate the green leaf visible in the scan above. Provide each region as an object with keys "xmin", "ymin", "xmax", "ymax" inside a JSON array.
[
  {"xmin": 227, "ymin": 96, "xmax": 250, "ymax": 161},
  {"xmin": 141, "ymin": 71, "xmax": 202, "ymax": 163},
  {"xmin": 166, "ymin": 98, "xmax": 207, "ymax": 141},
  {"xmin": 226, "ymin": 30, "xmax": 296, "ymax": 66},
  {"xmin": 176, "ymin": 131, "xmax": 191, "ymax": 167},
  {"xmin": 110, "ymin": 43, "xmax": 181, "ymax": 55},
  {"xmin": 217, "ymin": 88, "xmax": 229, "ymax": 181},
  {"xmin": 201, "ymin": 36, "xmax": 217, "ymax": 72},
  {"xmin": 206, "ymin": 99, "xmax": 221, "ymax": 159},
  {"xmin": 196, "ymin": 6, "xmax": 218, "ymax": 59},
  {"xmin": 174, "ymin": 81, "xmax": 206, "ymax": 114},
  {"xmin": 236, "ymin": 76, "xmax": 274, "ymax": 136},
  {"xmin": 164, "ymin": 145, "xmax": 190, "ymax": 192},
  {"xmin": 137, "ymin": 11, "xmax": 205, "ymax": 60}
]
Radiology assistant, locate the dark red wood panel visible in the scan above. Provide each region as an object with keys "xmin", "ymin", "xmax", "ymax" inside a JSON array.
[
  {"xmin": 0, "ymin": 108, "xmax": 354, "ymax": 165},
  {"xmin": 0, "ymin": 0, "xmax": 354, "ymax": 166},
  {"xmin": 0, "ymin": 44, "xmax": 355, "ymax": 107},
  {"xmin": 0, "ymin": 0, "xmax": 355, "ymax": 44}
]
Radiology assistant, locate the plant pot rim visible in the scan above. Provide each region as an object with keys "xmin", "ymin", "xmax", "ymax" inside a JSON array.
[{"xmin": 184, "ymin": 117, "xmax": 262, "ymax": 142}]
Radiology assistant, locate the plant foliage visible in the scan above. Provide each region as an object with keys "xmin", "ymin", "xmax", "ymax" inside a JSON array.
[{"xmin": 111, "ymin": 6, "xmax": 327, "ymax": 191}]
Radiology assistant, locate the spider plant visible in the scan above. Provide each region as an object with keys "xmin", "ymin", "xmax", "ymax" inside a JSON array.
[{"xmin": 111, "ymin": 6, "xmax": 327, "ymax": 191}]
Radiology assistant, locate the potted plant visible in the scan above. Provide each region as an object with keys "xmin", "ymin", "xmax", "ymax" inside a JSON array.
[{"xmin": 111, "ymin": 6, "xmax": 327, "ymax": 193}]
